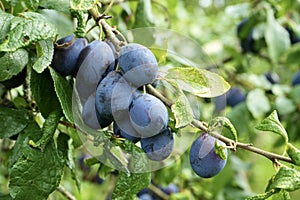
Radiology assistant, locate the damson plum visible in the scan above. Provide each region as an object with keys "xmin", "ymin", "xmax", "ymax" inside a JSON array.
[
  {"xmin": 81, "ymin": 93, "xmax": 100, "ymax": 130},
  {"xmin": 226, "ymin": 87, "xmax": 246, "ymax": 107},
  {"xmin": 1, "ymin": 67, "xmax": 26, "ymax": 89},
  {"xmin": 189, "ymin": 133, "xmax": 227, "ymax": 178},
  {"xmin": 51, "ymin": 35, "xmax": 88, "ymax": 76},
  {"xmin": 129, "ymin": 93, "xmax": 168, "ymax": 138},
  {"xmin": 141, "ymin": 128, "xmax": 174, "ymax": 161},
  {"xmin": 113, "ymin": 122, "xmax": 140, "ymax": 143},
  {"xmin": 292, "ymin": 71, "xmax": 300, "ymax": 86},
  {"xmin": 265, "ymin": 72, "xmax": 280, "ymax": 84},
  {"xmin": 118, "ymin": 43, "xmax": 158, "ymax": 86},
  {"xmin": 95, "ymin": 71, "xmax": 134, "ymax": 128},
  {"xmin": 76, "ymin": 40, "xmax": 115, "ymax": 104}
]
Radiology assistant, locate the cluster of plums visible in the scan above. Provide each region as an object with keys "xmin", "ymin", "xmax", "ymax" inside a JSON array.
[{"xmin": 51, "ymin": 34, "xmax": 230, "ymax": 178}]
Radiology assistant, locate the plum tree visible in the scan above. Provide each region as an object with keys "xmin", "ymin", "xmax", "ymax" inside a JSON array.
[
  {"xmin": 292, "ymin": 71, "xmax": 300, "ymax": 86},
  {"xmin": 189, "ymin": 133, "xmax": 228, "ymax": 178},
  {"xmin": 51, "ymin": 35, "xmax": 88, "ymax": 76},
  {"xmin": 140, "ymin": 127, "xmax": 174, "ymax": 161},
  {"xmin": 76, "ymin": 40, "xmax": 115, "ymax": 104},
  {"xmin": 118, "ymin": 43, "xmax": 158, "ymax": 86},
  {"xmin": 129, "ymin": 93, "xmax": 168, "ymax": 138}
]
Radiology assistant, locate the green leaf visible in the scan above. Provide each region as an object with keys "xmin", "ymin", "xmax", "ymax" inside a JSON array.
[
  {"xmin": 0, "ymin": 12, "xmax": 56, "ymax": 51},
  {"xmin": 0, "ymin": 48, "xmax": 28, "ymax": 81},
  {"xmin": 9, "ymin": 125, "xmax": 67, "ymax": 200},
  {"xmin": 246, "ymin": 88, "xmax": 271, "ymax": 119},
  {"xmin": 0, "ymin": 11, "xmax": 14, "ymax": 44},
  {"xmin": 171, "ymin": 94, "xmax": 194, "ymax": 128},
  {"xmin": 214, "ymin": 141, "xmax": 227, "ymax": 160},
  {"xmin": 0, "ymin": 107, "xmax": 29, "ymax": 139},
  {"xmin": 112, "ymin": 143, "xmax": 151, "ymax": 199},
  {"xmin": 29, "ymin": 109, "xmax": 62, "ymax": 151},
  {"xmin": 10, "ymin": 0, "xmax": 39, "ymax": 14},
  {"xmin": 166, "ymin": 67, "xmax": 230, "ymax": 98},
  {"xmin": 32, "ymin": 38, "xmax": 54, "ymax": 73},
  {"xmin": 209, "ymin": 117, "xmax": 238, "ymax": 142},
  {"xmin": 134, "ymin": 0, "xmax": 154, "ymax": 28},
  {"xmin": 50, "ymin": 68, "xmax": 74, "ymax": 123},
  {"xmin": 67, "ymin": 139, "xmax": 81, "ymax": 191},
  {"xmin": 70, "ymin": 0, "xmax": 97, "ymax": 10},
  {"xmin": 264, "ymin": 8, "xmax": 291, "ymax": 63},
  {"xmin": 0, "ymin": 194, "xmax": 13, "ymax": 200},
  {"xmin": 275, "ymin": 96, "xmax": 296, "ymax": 115},
  {"xmin": 30, "ymin": 69, "xmax": 62, "ymax": 118},
  {"xmin": 255, "ymin": 110, "xmax": 288, "ymax": 144},
  {"xmin": 286, "ymin": 143, "xmax": 300, "ymax": 166},
  {"xmin": 268, "ymin": 166, "xmax": 300, "ymax": 191},
  {"xmin": 39, "ymin": 0, "xmax": 70, "ymax": 13},
  {"xmin": 245, "ymin": 189, "xmax": 279, "ymax": 200},
  {"xmin": 284, "ymin": 44, "xmax": 300, "ymax": 65}
]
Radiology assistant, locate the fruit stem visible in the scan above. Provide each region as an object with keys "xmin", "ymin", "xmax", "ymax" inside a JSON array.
[
  {"xmin": 56, "ymin": 186, "xmax": 76, "ymax": 200},
  {"xmin": 147, "ymin": 85, "xmax": 294, "ymax": 165}
]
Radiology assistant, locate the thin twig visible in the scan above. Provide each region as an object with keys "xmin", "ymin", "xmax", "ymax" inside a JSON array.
[{"xmin": 57, "ymin": 186, "xmax": 76, "ymax": 200}]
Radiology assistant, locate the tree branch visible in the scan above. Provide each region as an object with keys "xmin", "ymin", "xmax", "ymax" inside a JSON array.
[
  {"xmin": 56, "ymin": 186, "xmax": 76, "ymax": 200},
  {"xmin": 87, "ymin": 4, "xmax": 294, "ymax": 165}
]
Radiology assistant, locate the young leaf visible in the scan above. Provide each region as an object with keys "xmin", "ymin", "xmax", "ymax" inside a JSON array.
[
  {"xmin": 209, "ymin": 116, "xmax": 238, "ymax": 143},
  {"xmin": 50, "ymin": 68, "xmax": 74, "ymax": 123},
  {"xmin": 9, "ymin": 126, "xmax": 67, "ymax": 200},
  {"xmin": 166, "ymin": 67, "xmax": 230, "ymax": 98},
  {"xmin": 264, "ymin": 8, "xmax": 291, "ymax": 63},
  {"xmin": 70, "ymin": 0, "xmax": 97, "ymax": 10},
  {"xmin": 112, "ymin": 144, "xmax": 151, "ymax": 199},
  {"xmin": 32, "ymin": 38, "xmax": 54, "ymax": 73},
  {"xmin": 268, "ymin": 166, "xmax": 300, "ymax": 191},
  {"xmin": 255, "ymin": 110, "xmax": 288, "ymax": 144},
  {"xmin": 214, "ymin": 141, "xmax": 227, "ymax": 160},
  {"xmin": 0, "ymin": 49, "xmax": 28, "ymax": 81},
  {"xmin": 30, "ymin": 69, "xmax": 62, "ymax": 118},
  {"xmin": 0, "ymin": 107, "xmax": 29, "ymax": 139},
  {"xmin": 29, "ymin": 109, "xmax": 62, "ymax": 151},
  {"xmin": 171, "ymin": 94, "xmax": 194, "ymax": 128},
  {"xmin": 246, "ymin": 88, "xmax": 271, "ymax": 119},
  {"xmin": 0, "ymin": 12, "xmax": 56, "ymax": 52},
  {"xmin": 286, "ymin": 143, "xmax": 300, "ymax": 166},
  {"xmin": 245, "ymin": 189, "xmax": 279, "ymax": 200}
]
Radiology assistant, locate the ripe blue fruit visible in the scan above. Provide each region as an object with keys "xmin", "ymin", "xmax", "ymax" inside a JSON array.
[
  {"xmin": 118, "ymin": 43, "xmax": 158, "ymax": 86},
  {"xmin": 189, "ymin": 133, "xmax": 227, "ymax": 178},
  {"xmin": 1, "ymin": 67, "xmax": 26, "ymax": 89},
  {"xmin": 113, "ymin": 122, "xmax": 140, "ymax": 143},
  {"xmin": 226, "ymin": 87, "xmax": 246, "ymax": 107},
  {"xmin": 285, "ymin": 27, "xmax": 300, "ymax": 44},
  {"xmin": 292, "ymin": 71, "xmax": 300, "ymax": 86},
  {"xmin": 76, "ymin": 40, "xmax": 115, "ymax": 104},
  {"xmin": 265, "ymin": 72, "xmax": 280, "ymax": 84},
  {"xmin": 81, "ymin": 93, "xmax": 100, "ymax": 130},
  {"xmin": 129, "ymin": 93, "xmax": 168, "ymax": 138},
  {"xmin": 141, "ymin": 127, "xmax": 174, "ymax": 161},
  {"xmin": 237, "ymin": 19, "xmax": 258, "ymax": 53},
  {"xmin": 51, "ymin": 35, "xmax": 88, "ymax": 76},
  {"xmin": 95, "ymin": 71, "xmax": 134, "ymax": 128}
]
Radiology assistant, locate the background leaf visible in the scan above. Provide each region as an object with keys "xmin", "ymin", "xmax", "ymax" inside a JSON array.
[
  {"xmin": 255, "ymin": 110, "xmax": 288, "ymax": 143},
  {"xmin": 50, "ymin": 68, "xmax": 74, "ymax": 123},
  {"xmin": 246, "ymin": 88, "xmax": 270, "ymax": 119},
  {"xmin": 0, "ymin": 49, "xmax": 28, "ymax": 81},
  {"xmin": 264, "ymin": 8, "xmax": 291, "ymax": 63},
  {"xmin": 32, "ymin": 38, "xmax": 54, "ymax": 73},
  {"xmin": 0, "ymin": 107, "xmax": 29, "ymax": 139}
]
